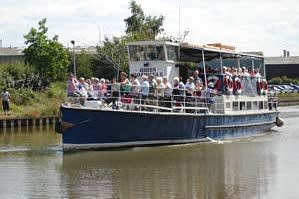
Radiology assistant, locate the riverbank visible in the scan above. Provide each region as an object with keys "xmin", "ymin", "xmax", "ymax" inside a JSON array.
[
  {"xmin": 1, "ymin": 86, "xmax": 298, "ymax": 119},
  {"xmin": 278, "ymin": 93, "xmax": 299, "ymax": 106},
  {"xmin": 0, "ymin": 82, "xmax": 65, "ymax": 119}
]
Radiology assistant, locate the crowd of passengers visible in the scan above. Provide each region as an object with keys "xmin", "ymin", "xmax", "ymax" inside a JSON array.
[
  {"xmin": 66, "ymin": 66, "xmax": 267, "ymax": 108},
  {"xmin": 67, "ymin": 70, "xmax": 210, "ymax": 100}
]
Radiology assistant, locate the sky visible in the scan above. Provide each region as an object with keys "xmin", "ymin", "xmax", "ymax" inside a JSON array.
[{"xmin": 0, "ymin": 0, "xmax": 298, "ymax": 56}]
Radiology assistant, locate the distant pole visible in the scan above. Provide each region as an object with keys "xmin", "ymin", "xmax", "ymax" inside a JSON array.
[
  {"xmin": 178, "ymin": 0, "xmax": 181, "ymax": 40},
  {"xmin": 70, "ymin": 40, "xmax": 76, "ymax": 77}
]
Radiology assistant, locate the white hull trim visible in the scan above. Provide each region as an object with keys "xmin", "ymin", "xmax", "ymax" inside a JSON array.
[
  {"xmin": 205, "ymin": 121, "xmax": 275, "ymax": 129},
  {"xmin": 63, "ymin": 138, "xmax": 209, "ymax": 151}
]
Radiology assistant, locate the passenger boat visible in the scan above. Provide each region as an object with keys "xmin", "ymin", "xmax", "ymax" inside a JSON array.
[{"xmin": 56, "ymin": 40, "xmax": 283, "ymax": 151}]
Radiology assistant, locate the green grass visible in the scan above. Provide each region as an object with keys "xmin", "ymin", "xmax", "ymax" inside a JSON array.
[
  {"xmin": 278, "ymin": 92, "xmax": 299, "ymax": 102},
  {"xmin": 0, "ymin": 82, "xmax": 66, "ymax": 119}
]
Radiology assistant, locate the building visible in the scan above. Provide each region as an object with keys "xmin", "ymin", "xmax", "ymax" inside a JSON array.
[
  {"xmin": 0, "ymin": 47, "xmax": 24, "ymax": 64},
  {"xmin": 265, "ymin": 56, "xmax": 299, "ymax": 80}
]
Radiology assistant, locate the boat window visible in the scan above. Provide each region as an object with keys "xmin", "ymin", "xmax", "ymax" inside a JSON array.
[
  {"xmin": 246, "ymin": 101, "xmax": 252, "ymax": 110},
  {"xmin": 253, "ymin": 101, "xmax": 258, "ymax": 110},
  {"xmin": 166, "ymin": 45, "xmax": 179, "ymax": 61},
  {"xmin": 264, "ymin": 101, "xmax": 268, "ymax": 110},
  {"xmin": 232, "ymin": 102, "xmax": 239, "ymax": 111},
  {"xmin": 259, "ymin": 101, "xmax": 264, "ymax": 109},
  {"xmin": 222, "ymin": 53, "xmax": 239, "ymax": 74},
  {"xmin": 240, "ymin": 101, "xmax": 246, "ymax": 110},
  {"xmin": 226, "ymin": 102, "xmax": 231, "ymax": 109},
  {"xmin": 129, "ymin": 45, "xmax": 166, "ymax": 61},
  {"xmin": 254, "ymin": 58, "xmax": 264, "ymax": 77},
  {"xmin": 240, "ymin": 56, "xmax": 253, "ymax": 73},
  {"xmin": 203, "ymin": 51, "xmax": 221, "ymax": 74}
]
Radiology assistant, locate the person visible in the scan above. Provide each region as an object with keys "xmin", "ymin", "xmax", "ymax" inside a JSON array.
[
  {"xmin": 77, "ymin": 77, "xmax": 88, "ymax": 97},
  {"xmin": 185, "ymin": 77, "xmax": 195, "ymax": 113},
  {"xmin": 185, "ymin": 77, "xmax": 195, "ymax": 97},
  {"xmin": 156, "ymin": 77, "xmax": 165, "ymax": 97},
  {"xmin": 163, "ymin": 76, "xmax": 172, "ymax": 97},
  {"xmin": 140, "ymin": 75, "xmax": 150, "ymax": 99},
  {"xmin": 66, "ymin": 73, "xmax": 80, "ymax": 97},
  {"xmin": 148, "ymin": 74, "xmax": 157, "ymax": 96},
  {"xmin": 130, "ymin": 74, "xmax": 140, "ymax": 98},
  {"xmin": 1, "ymin": 88, "xmax": 11, "ymax": 116},
  {"xmin": 193, "ymin": 70, "xmax": 203, "ymax": 84},
  {"xmin": 85, "ymin": 79, "xmax": 94, "ymax": 98}
]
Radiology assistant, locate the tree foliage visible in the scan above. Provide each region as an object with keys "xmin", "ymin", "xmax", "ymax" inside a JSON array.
[
  {"xmin": 75, "ymin": 50, "xmax": 94, "ymax": 79},
  {"xmin": 124, "ymin": 0, "xmax": 164, "ymax": 40},
  {"xmin": 93, "ymin": 0, "xmax": 165, "ymax": 79},
  {"xmin": 23, "ymin": 18, "xmax": 70, "ymax": 82},
  {"xmin": 268, "ymin": 76, "xmax": 299, "ymax": 85}
]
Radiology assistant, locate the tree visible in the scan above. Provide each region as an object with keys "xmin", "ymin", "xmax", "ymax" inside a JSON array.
[
  {"xmin": 92, "ymin": 1, "xmax": 165, "ymax": 79},
  {"xmin": 23, "ymin": 18, "xmax": 70, "ymax": 84},
  {"xmin": 95, "ymin": 37, "xmax": 129, "ymax": 79},
  {"xmin": 124, "ymin": 0, "xmax": 164, "ymax": 40},
  {"xmin": 75, "ymin": 50, "xmax": 94, "ymax": 79}
]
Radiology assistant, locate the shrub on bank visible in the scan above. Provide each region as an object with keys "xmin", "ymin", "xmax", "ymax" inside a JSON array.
[{"xmin": 1, "ymin": 81, "xmax": 66, "ymax": 118}]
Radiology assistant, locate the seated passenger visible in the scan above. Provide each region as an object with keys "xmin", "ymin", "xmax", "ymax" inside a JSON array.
[
  {"xmin": 67, "ymin": 73, "xmax": 80, "ymax": 97},
  {"xmin": 120, "ymin": 72, "xmax": 131, "ymax": 96},
  {"xmin": 140, "ymin": 75, "xmax": 150, "ymax": 98},
  {"xmin": 156, "ymin": 77, "xmax": 165, "ymax": 97},
  {"xmin": 130, "ymin": 74, "xmax": 140, "ymax": 98},
  {"xmin": 163, "ymin": 76, "xmax": 172, "ymax": 97},
  {"xmin": 185, "ymin": 77, "xmax": 195, "ymax": 96},
  {"xmin": 148, "ymin": 74, "xmax": 157, "ymax": 97}
]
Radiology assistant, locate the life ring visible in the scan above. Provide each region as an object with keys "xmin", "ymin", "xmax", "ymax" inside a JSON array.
[
  {"xmin": 233, "ymin": 77, "xmax": 242, "ymax": 95},
  {"xmin": 224, "ymin": 75, "xmax": 233, "ymax": 94}
]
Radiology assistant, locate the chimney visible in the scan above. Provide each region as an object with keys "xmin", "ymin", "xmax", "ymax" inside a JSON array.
[
  {"xmin": 0, "ymin": 40, "xmax": 2, "ymax": 48},
  {"xmin": 283, "ymin": 49, "xmax": 287, "ymax": 57},
  {"xmin": 287, "ymin": 51, "xmax": 290, "ymax": 57}
]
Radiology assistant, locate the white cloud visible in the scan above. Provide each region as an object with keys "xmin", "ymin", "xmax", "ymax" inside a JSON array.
[{"xmin": 0, "ymin": 0, "xmax": 298, "ymax": 56}]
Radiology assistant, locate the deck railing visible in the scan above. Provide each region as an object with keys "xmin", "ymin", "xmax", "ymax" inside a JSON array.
[{"xmin": 64, "ymin": 85, "xmax": 279, "ymax": 114}]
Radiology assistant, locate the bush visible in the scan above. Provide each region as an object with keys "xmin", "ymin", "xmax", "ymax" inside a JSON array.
[{"xmin": 269, "ymin": 76, "xmax": 299, "ymax": 85}]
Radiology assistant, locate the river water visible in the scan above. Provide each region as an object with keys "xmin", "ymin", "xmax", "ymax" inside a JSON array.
[{"xmin": 0, "ymin": 106, "xmax": 298, "ymax": 199}]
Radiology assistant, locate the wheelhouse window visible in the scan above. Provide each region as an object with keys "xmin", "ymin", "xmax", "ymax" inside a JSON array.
[
  {"xmin": 129, "ymin": 45, "xmax": 165, "ymax": 61},
  {"xmin": 166, "ymin": 45, "xmax": 179, "ymax": 61}
]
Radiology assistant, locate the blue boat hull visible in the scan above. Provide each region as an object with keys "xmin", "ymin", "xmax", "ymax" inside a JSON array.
[{"xmin": 58, "ymin": 106, "xmax": 279, "ymax": 151}]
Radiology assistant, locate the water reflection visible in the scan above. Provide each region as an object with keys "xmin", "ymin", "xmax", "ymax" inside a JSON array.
[
  {"xmin": 61, "ymin": 139, "xmax": 277, "ymax": 199},
  {"xmin": 1, "ymin": 106, "xmax": 299, "ymax": 198}
]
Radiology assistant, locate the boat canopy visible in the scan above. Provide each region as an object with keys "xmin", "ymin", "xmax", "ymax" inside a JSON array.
[{"xmin": 180, "ymin": 43, "xmax": 265, "ymax": 77}]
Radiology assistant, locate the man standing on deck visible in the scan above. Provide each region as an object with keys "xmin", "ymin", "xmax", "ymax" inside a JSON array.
[{"xmin": 1, "ymin": 88, "xmax": 11, "ymax": 116}]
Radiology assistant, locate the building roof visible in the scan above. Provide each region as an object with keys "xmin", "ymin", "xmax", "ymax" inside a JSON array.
[
  {"xmin": 0, "ymin": 47, "xmax": 24, "ymax": 56},
  {"xmin": 265, "ymin": 56, "xmax": 299, "ymax": 65}
]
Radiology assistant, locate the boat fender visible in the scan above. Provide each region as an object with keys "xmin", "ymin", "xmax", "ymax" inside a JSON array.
[{"xmin": 275, "ymin": 116, "xmax": 284, "ymax": 127}]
